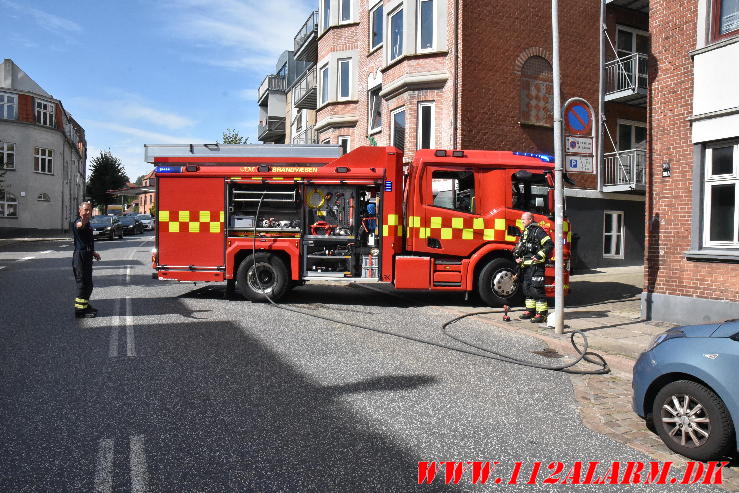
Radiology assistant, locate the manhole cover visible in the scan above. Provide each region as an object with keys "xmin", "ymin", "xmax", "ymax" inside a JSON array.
[{"xmin": 532, "ymin": 348, "xmax": 563, "ymax": 359}]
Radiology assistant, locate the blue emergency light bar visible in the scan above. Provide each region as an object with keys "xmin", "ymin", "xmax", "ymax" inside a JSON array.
[
  {"xmin": 512, "ymin": 152, "xmax": 555, "ymax": 163},
  {"xmin": 155, "ymin": 166, "xmax": 183, "ymax": 173}
]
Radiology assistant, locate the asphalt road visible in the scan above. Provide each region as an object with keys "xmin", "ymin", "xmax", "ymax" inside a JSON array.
[{"xmin": 0, "ymin": 236, "xmax": 728, "ymax": 492}]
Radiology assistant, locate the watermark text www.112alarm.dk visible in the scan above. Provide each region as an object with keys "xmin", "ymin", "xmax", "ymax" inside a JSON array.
[{"xmin": 418, "ymin": 461, "xmax": 728, "ymax": 486}]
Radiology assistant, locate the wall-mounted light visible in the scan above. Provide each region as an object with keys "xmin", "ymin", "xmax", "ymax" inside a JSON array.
[{"xmin": 662, "ymin": 161, "xmax": 671, "ymax": 177}]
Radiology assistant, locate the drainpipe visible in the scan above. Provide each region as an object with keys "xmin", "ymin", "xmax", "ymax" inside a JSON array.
[
  {"xmin": 597, "ymin": 0, "xmax": 605, "ymax": 192},
  {"xmin": 452, "ymin": 0, "xmax": 459, "ymax": 148}
]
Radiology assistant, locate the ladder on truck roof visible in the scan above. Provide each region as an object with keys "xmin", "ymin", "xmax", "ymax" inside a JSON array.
[{"xmin": 144, "ymin": 143, "xmax": 343, "ymax": 163}]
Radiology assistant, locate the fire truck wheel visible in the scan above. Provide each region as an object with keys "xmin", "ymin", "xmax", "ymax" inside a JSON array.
[
  {"xmin": 237, "ymin": 253, "xmax": 289, "ymax": 302},
  {"xmin": 477, "ymin": 258, "xmax": 522, "ymax": 307}
]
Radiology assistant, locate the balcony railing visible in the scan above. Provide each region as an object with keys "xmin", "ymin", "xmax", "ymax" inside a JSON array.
[
  {"xmin": 605, "ymin": 53, "xmax": 648, "ymax": 103},
  {"xmin": 292, "ymin": 126, "xmax": 317, "ymax": 145},
  {"xmin": 603, "ymin": 149, "xmax": 646, "ymax": 191},
  {"xmin": 294, "ymin": 11, "xmax": 319, "ymax": 62},
  {"xmin": 258, "ymin": 116, "xmax": 286, "ymax": 142},
  {"xmin": 257, "ymin": 75, "xmax": 287, "ymax": 103},
  {"xmin": 293, "ymin": 66, "xmax": 317, "ymax": 109}
]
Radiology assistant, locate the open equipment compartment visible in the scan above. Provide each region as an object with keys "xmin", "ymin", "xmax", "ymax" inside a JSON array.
[
  {"xmin": 303, "ymin": 183, "xmax": 381, "ymax": 279},
  {"xmin": 227, "ymin": 182, "xmax": 302, "ymax": 238}
]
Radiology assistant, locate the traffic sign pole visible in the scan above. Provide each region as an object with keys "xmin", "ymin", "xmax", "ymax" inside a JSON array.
[{"xmin": 551, "ymin": 0, "xmax": 565, "ymax": 335}]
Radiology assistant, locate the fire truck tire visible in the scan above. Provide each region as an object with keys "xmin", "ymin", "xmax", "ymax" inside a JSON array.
[
  {"xmin": 477, "ymin": 258, "xmax": 522, "ymax": 307},
  {"xmin": 237, "ymin": 253, "xmax": 289, "ymax": 302}
]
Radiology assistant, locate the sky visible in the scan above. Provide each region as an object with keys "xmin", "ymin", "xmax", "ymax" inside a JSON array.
[{"xmin": 3, "ymin": 0, "xmax": 315, "ymax": 181}]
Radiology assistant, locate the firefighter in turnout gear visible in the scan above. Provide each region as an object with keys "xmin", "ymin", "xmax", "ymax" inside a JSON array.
[
  {"xmin": 72, "ymin": 202, "xmax": 101, "ymax": 318},
  {"xmin": 514, "ymin": 212, "xmax": 553, "ymax": 323}
]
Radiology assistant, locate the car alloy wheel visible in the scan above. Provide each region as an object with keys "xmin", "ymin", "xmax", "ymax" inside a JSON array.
[{"xmin": 652, "ymin": 380, "xmax": 734, "ymax": 461}]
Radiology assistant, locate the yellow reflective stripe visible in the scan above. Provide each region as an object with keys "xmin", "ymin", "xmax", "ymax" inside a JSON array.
[
  {"xmin": 387, "ymin": 214, "xmax": 398, "ymax": 226},
  {"xmin": 537, "ymin": 250, "xmax": 547, "ymax": 259},
  {"xmin": 188, "ymin": 222, "xmax": 200, "ymax": 233},
  {"xmin": 430, "ymin": 217, "xmax": 442, "ymax": 228},
  {"xmin": 451, "ymin": 217, "xmax": 464, "ymax": 229},
  {"xmin": 178, "ymin": 211, "xmax": 189, "ymax": 222},
  {"xmin": 494, "ymin": 218, "xmax": 505, "ymax": 230},
  {"xmin": 75, "ymin": 304, "xmax": 87, "ymax": 309},
  {"xmin": 462, "ymin": 229, "xmax": 474, "ymax": 239},
  {"xmin": 441, "ymin": 228, "xmax": 452, "ymax": 239},
  {"xmin": 473, "ymin": 218, "xmax": 484, "ymax": 229},
  {"xmin": 220, "ymin": 211, "xmax": 225, "ymax": 222},
  {"xmin": 159, "ymin": 211, "xmax": 169, "ymax": 222},
  {"xmin": 169, "ymin": 222, "xmax": 180, "ymax": 232},
  {"xmin": 199, "ymin": 211, "xmax": 210, "ymax": 222},
  {"xmin": 525, "ymin": 299, "xmax": 536, "ymax": 309},
  {"xmin": 210, "ymin": 222, "xmax": 220, "ymax": 233},
  {"xmin": 75, "ymin": 298, "xmax": 87, "ymax": 303},
  {"xmin": 541, "ymin": 236, "xmax": 552, "ymax": 245}
]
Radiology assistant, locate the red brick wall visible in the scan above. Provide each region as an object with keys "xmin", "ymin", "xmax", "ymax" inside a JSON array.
[
  {"xmin": 17, "ymin": 94, "xmax": 34, "ymax": 123},
  {"xmin": 646, "ymin": 0, "xmax": 739, "ymax": 303}
]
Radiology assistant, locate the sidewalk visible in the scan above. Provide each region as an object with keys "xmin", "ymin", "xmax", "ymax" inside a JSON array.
[{"xmin": 0, "ymin": 230, "xmax": 69, "ymax": 249}]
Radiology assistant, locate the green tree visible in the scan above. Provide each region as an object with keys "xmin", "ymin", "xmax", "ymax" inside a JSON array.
[
  {"xmin": 220, "ymin": 128, "xmax": 249, "ymax": 144},
  {"xmin": 86, "ymin": 151, "xmax": 129, "ymax": 211},
  {"xmin": 134, "ymin": 174, "xmax": 146, "ymax": 186}
]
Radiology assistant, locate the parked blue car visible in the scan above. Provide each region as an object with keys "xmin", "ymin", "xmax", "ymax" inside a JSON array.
[{"xmin": 632, "ymin": 319, "xmax": 739, "ymax": 461}]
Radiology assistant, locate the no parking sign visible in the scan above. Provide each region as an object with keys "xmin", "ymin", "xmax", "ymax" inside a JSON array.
[{"xmin": 562, "ymin": 98, "xmax": 596, "ymax": 174}]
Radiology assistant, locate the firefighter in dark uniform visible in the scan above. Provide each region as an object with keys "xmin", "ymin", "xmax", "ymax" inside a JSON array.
[
  {"xmin": 514, "ymin": 212, "xmax": 553, "ymax": 323},
  {"xmin": 72, "ymin": 202, "xmax": 101, "ymax": 318}
]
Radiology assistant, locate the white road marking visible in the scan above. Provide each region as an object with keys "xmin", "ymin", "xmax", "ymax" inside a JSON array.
[
  {"xmin": 126, "ymin": 296, "xmax": 136, "ymax": 357},
  {"xmin": 109, "ymin": 297, "xmax": 121, "ymax": 358},
  {"xmin": 18, "ymin": 256, "xmax": 35, "ymax": 261},
  {"xmin": 0, "ymin": 266, "xmax": 5, "ymax": 270},
  {"xmin": 126, "ymin": 266, "xmax": 131, "ymax": 283},
  {"xmin": 93, "ymin": 438, "xmax": 114, "ymax": 493},
  {"xmin": 130, "ymin": 435, "xmax": 149, "ymax": 493},
  {"xmin": 40, "ymin": 250, "xmax": 53, "ymax": 254}
]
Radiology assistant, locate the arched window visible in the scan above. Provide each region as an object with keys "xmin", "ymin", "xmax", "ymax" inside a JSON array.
[
  {"xmin": 0, "ymin": 191, "xmax": 18, "ymax": 217},
  {"xmin": 520, "ymin": 56, "xmax": 553, "ymax": 127},
  {"xmin": 37, "ymin": 193, "xmax": 51, "ymax": 201}
]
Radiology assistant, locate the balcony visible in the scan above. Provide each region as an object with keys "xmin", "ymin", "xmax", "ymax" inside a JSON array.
[
  {"xmin": 605, "ymin": 0, "xmax": 649, "ymax": 14},
  {"xmin": 258, "ymin": 75, "xmax": 287, "ymax": 104},
  {"xmin": 605, "ymin": 53, "xmax": 648, "ymax": 105},
  {"xmin": 293, "ymin": 66, "xmax": 317, "ymax": 109},
  {"xmin": 603, "ymin": 149, "xmax": 646, "ymax": 192},
  {"xmin": 292, "ymin": 126, "xmax": 317, "ymax": 144},
  {"xmin": 258, "ymin": 117, "xmax": 286, "ymax": 143},
  {"xmin": 294, "ymin": 11, "xmax": 319, "ymax": 62}
]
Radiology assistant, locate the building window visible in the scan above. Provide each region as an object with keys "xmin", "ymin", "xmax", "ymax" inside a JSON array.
[
  {"xmin": 34, "ymin": 147, "xmax": 54, "ymax": 174},
  {"xmin": 339, "ymin": 136, "xmax": 350, "ymax": 155},
  {"xmin": 1, "ymin": 142, "xmax": 15, "ymax": 169},
  {"xmin": 0, "ymin": 191, "xmax": 18, "ymax": 217},
  {"xmin": 617, "ymin": 121, "xmax": 647, "ymax": 151},
  {"xmin": 320, "ymin": 64, "xmax": 329, "ymax": 105},
  {"xmin": 0, "ymin": 93, "xmax": 17, "ymax": 120},
  {"xmin": 704, "ymin": 143, "xmax": 739, "ymax": 247},
  {"xmin": 391, "ymin": 107, "xmax": 406, "ymax": 152},
  {"xmin": 418, "ymin": 0, "xmax": 434, "ymax": 51},
  {"xmin": 338, "ymin": 58, "xmax": 351, "ymax": 100},
  {"xmin": 35, "ymin": 99, "xmax": 55, "ymax": 127},
  {"xmin": 603, "ymin": 211, "xmax": 624, "ymax": 258},
  {"xmin": 417, "ymin": 101, "xmax": 435, "ymax": 150},
  {"xmin": 37, "ymin": 193, "xmax": 51, "ymax": 202},
  {"xmin": 712, "ymin": 0, "xmax": 739, "ymax": 40},
  {"xmin": 431, "ymin": 170, "xmax": 475, "ymax": 214},
  {"xmin": 389, "ymin": 7, "xmax": 404, "ymax": 62},
  {"xmin": 370, "ymin": 3, "xmax": 383, "ymax": 50},
  {"xmin": 519, "ymin": 56, "xmax": 553, "ymax": 127},
  {"xmin": 322, "ymin": 0, "xmax": 331, "ymax": 30},
  {"xmin": 340, "ymin": 0, "xmax": 351, "ymax": 22},
  {"xmin": 616, "ymin": 27, "xmax": 649, "ymax": 57},
  {"xmin": 368, "ymin": 87, "xmax": 382, "ymax": 132}
]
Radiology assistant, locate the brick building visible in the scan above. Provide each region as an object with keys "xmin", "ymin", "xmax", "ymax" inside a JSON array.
[
  {"xmin": 0, "ymin": 59, "xmax": 87, "ymax": 232},
  {"xmin": 257, "ymin": 1, "xmax": 651, "ymax": 269},
  {"xmin": 643, "ymin": 0, "xmax": 739, "ymax": 322}
]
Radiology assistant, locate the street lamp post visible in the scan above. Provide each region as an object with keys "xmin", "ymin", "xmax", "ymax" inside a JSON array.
[{"xmin": 551, "ymin": 0, "xmax": 565, "ymax": 335}]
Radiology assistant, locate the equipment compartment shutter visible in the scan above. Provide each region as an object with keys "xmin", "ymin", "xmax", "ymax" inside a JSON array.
[{"xmin": 158, "ymin": 177, "xmax": 224, "ymax": 269}]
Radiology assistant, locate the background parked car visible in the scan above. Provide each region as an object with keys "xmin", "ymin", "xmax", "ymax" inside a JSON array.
[
  {"xmin": 119, "ymin": 215, "xmax": 144, "ymax": 235},
  {"xmin": 90, "ymin": 215, "xmax": 123, "ymax": 240},
  {"xmin": 137, "ymin": 214, "xmax": 154, "ymax": 230},
  {"xmin": 632, "ymin": 319, "xmax": 739, "ymax": 461}
]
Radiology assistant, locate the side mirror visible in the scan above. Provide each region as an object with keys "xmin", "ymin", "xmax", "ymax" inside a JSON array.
[{"xmin": 507, "ymin": 225, "xmax": 521, "ymax": 237}]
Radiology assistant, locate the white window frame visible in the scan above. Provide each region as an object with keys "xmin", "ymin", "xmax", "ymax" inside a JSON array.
[
  {"xmin": 390, "ymin": 106, "xmax": 406, "ymax": 152},
  {"xmin": 337, "ymin": 58, "xmax": 351, "ymax": 100},
  {"xmin": 369, "ymin": 2, "xmax": 384, "ymax": 51},
  {"xmin": 0, "ymin": 93, "xmax": 17, "ymax": 120},
  {"xmin": 338, "ymin": 136, "xmax": 350, "ymax": 155},
  {"xmin": 34, "ymin": 147, "xmax": 54, "ymax": 174},
  {"xmin": 603, "ymin": 210, "xmax": 625, "ymax": 259},
  {"xmin": 417, "ymin": 0, "xmax": 436, "ymax": 52},
  {"xmin": 35, "ymin": 99, "xmax": 55, "ymax": 127},
  {"xmin": 703, "ymin": 142, "xmax": 739, "ymax": 248},
  {"xmin": 417, "ymin": 101, "xmax": 435, "ymax": 150},
  {"xmin": 321, "ymin": 0, "xmax": 331, "ymax": 31},
  {"xmin": 368, "ymin": 86, "xmax": 382, "ymax": 133},
  {"xmin": 616, "ymin": 119, "xmax": 647, "ymax": 151},
  {"xmin": 319, "ymin": 64, "xmax": 330, "ymax": 105},
  {"xmin": 0, "ymin": 191, "xmax": 18, "ymax": 217},
  {"xmin": 616, "ymin": 25, "xmax": 650, "ymax": 58},
  {"xmin": 340, "ymin": 0, "xmax": 352, "ymax": 23},
  {"xmin": 1, "ymin": 142, "xmax": 15, "ymax": 169},
  {"xmin": 388, "ymin": 7, "xmax": 404, "ymax": 63}
]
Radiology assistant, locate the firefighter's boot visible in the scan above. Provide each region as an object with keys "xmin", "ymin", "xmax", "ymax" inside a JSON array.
[
  {"xmin": 518, "ymin": 310, "xmax": 535, "ymax": 320},
  {"xmin": 75, "ymin": 307, "xmax": 97, "ymax": 318},
  {"xmin": 531, "ymin": 311, "xmax": 548, "ymax": 324}
]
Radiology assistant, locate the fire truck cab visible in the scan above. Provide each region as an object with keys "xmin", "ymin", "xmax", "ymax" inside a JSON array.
[{"xmin": 145, "ymin": 144, "xmax": 570, "ymax": 306}]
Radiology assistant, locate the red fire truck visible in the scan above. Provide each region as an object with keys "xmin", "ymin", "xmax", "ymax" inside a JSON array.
[{"xmin": 145, "ymin": 144, "xmax": 570, "ymax": 306}]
